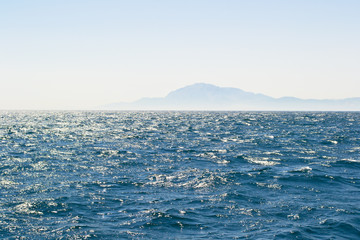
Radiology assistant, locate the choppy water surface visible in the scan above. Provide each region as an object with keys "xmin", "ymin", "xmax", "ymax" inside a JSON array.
[{"xmin": 1, "ymin": 111, "xmax": 360, "ymax": 239}]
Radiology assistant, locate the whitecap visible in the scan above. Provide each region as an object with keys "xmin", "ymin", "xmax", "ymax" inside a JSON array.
[
  {"xmin": 217, "ymin": 149, "xmax": 227, "ymax": 153},
  {"xmin": 248, "ymin": 157, "xmax": 279, "ymax": 166},
  {"xmin": 216, "ymin": 159, "xmax": 230, "ymax": 164},
  {"xmin": 341, "ymin": 159, "xmax": 360, "ymax": 163},
  {"xmin": 287, "ymin": 214, "xmax": 300, "ymax": 220},
  {"xmin": 256, "ymin": 182, "xmax": 282, "ymax": 189},
  {"xmin": 179, "ymin": 210, "xmax": 186, "ymax": 215},
  {"xmin": 295, "ymin": 166, "xmax": 312, "ymax": 172}
]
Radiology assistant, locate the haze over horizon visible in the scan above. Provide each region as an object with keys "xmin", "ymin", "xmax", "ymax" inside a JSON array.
[{"xmin": 1, "ymin": 1, "xmax": 360, "ymax": 110}]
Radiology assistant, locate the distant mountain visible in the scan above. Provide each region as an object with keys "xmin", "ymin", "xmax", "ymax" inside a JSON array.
[{"xmin": 102, "ymin": 83, "xmax": 360, "ymax": 111}]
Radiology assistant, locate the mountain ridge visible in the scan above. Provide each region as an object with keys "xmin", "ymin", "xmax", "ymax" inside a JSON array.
[{"xmin": 102, "ymin": 83, "xmax": 360, "ymax": 111}]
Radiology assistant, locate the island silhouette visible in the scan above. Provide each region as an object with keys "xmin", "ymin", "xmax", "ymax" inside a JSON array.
[{"xmin": 102, "ymin": 83, "xmax": 360, "ymax": 111}]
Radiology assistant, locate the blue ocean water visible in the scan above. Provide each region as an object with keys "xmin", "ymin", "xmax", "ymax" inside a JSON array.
[{"xmin": 0, "ymin": 111, "xmax": 360, "ymax": 239}]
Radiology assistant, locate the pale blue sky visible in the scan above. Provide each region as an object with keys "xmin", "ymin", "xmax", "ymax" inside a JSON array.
[{"xmin": 1, "ymin": 0, "xmax": 360, "ymax": 109}]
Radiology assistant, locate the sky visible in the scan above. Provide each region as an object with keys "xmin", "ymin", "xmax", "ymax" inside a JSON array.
[{"xmin": 1, "ymin": 0, "xmax": 360, "ymax": 110}]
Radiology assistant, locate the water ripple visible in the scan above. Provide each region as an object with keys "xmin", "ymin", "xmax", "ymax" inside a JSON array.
[{"xmin": 0, "ymin": 111, "xmax": 360, "ymax": 239}]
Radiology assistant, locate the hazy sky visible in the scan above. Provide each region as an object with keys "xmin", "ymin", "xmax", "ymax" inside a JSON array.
[{"xmin": 1, "ymin": 0, "xmax": 360, "ymax": 109}]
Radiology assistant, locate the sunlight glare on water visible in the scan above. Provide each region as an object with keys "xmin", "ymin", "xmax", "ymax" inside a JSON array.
[{"xmin": 0, "ymin": 111, "xmax": 360, "ymax": 239}]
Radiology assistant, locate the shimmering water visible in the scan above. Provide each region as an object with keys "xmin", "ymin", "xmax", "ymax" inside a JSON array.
[{"xmin": 1, "ymin": 111, "xmax": 360, "ymax": 239}]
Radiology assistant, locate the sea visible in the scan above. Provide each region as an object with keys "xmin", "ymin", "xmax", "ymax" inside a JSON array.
[{"xmin": 1, "ymin": 111, "xmax": 360, "ymax": 239}]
